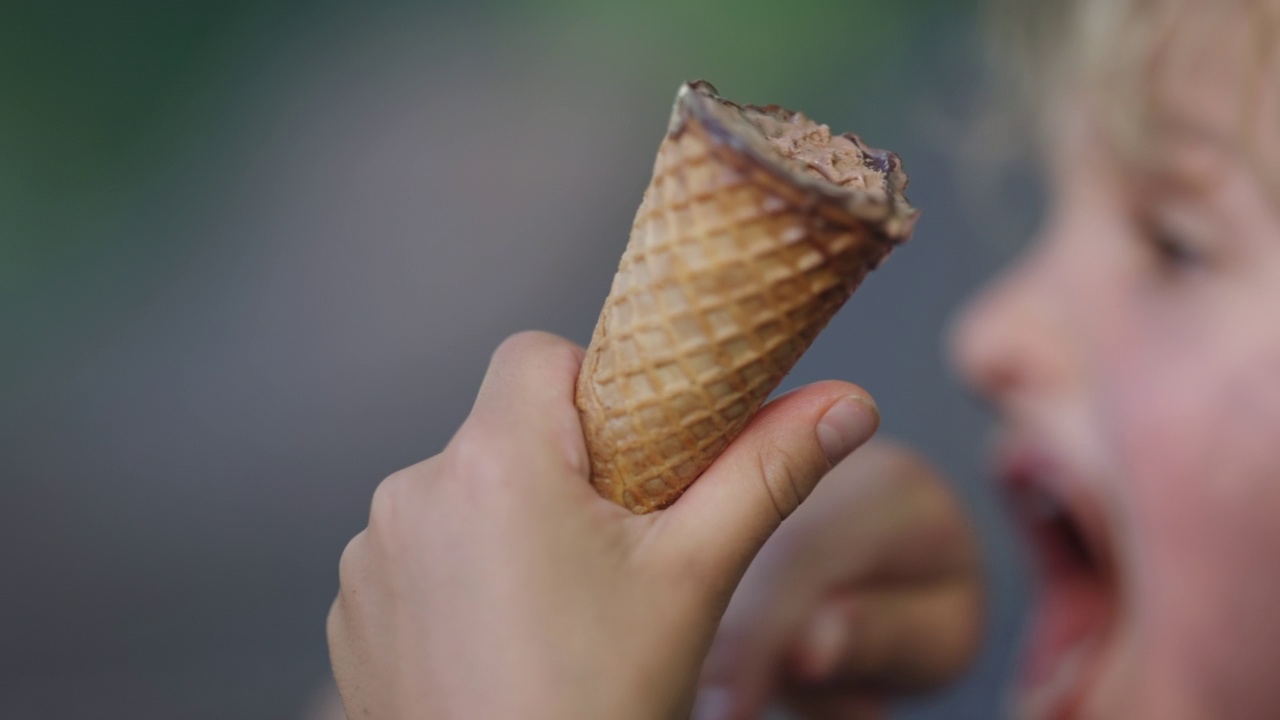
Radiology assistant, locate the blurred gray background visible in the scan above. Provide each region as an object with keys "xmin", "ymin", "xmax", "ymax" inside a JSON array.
[{"xmin": 0, "ymin": 1, "xmax": 1039, "ymax": 718}]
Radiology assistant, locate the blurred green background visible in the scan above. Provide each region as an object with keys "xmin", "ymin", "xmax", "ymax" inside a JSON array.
[{"xmin": 0, "ymin": 1, "xmax": 1035, "ymax": 718}]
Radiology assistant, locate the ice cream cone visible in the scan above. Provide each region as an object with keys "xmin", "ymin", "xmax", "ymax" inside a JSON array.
[{"xmin": 575, "ymin": 80, "xmax": 919, "ymax": 514}]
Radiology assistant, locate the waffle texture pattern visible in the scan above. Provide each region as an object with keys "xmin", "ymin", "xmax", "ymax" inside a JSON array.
[{"xmin": 576, "ymin": 81, "xmax": 918, "ymax": 513}]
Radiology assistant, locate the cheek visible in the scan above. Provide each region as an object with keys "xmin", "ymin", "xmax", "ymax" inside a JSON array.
[{"xmin": 1104, "ymin": 318, "xmax": 1280, "ymax": 710}]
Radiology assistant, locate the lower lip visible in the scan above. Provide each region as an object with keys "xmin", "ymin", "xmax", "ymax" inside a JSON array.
[
  {"xmin": 1013, "ymin": 512, "xmax": 1113, "ymax": 720},
  {"xmin": 1000, "ymin": 471, "xmax": 1111, "ymax": 718},
  {"xmin": 1018, "ymin": 580, "xmax": 1108, "ymax": 719},
  {"xmin": 996, "ymin": 437, "xmax": 1118, "ymax": 719}
]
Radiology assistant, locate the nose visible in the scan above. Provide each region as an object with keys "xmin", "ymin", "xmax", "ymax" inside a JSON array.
[{"xmin": 948, "ymin": 244, "xmax": 1072, "ymax": 405}]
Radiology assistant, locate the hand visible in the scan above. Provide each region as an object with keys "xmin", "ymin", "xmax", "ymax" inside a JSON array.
[
  {"xmin": 326, "ymin": 331, "xmax": 881, "ymax": 720},
  {"xmin": 695, "ymin": 442, "xmax": 983, "ymax": 720}
]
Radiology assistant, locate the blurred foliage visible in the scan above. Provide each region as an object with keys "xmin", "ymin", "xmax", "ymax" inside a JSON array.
[
  {"xmin": 532, "ymin": 0, "xmax": 924, "ymax": 88},
  {"xmin": 0, "ymin": 1, "xmax": 311, "ymax": 291},
  {"xmin": 0, "ymin": 0, "xmax": 974, "ymax": 297},
  {"xmin": 3, "ymin": 2, "xmax": 282, "ymax": 186}
]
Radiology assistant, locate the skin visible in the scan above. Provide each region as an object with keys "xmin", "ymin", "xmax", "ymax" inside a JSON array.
[
  {"xmin": 696, "ymin": 442, "xmax": 981, "ymax": 720},
  {"xmin": 327, "ymin": 331, "xmax": 891, "ymax": 720},
  {"xmin": 325, "ymin": 330, "xmax": 978, "ymax": 720},
  {"xmin": 947, "ymin": 2, "xmax": 1280, "ymax": 717}
]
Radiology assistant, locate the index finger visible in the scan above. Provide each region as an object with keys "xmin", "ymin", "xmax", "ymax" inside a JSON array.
[{"xmin": 448, "ymin": 331, "xmax": 596, "ymax": 494}]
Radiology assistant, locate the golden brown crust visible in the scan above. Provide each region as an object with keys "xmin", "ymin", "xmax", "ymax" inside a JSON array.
[{"xmin": 576, "ymin": 81, "xmax": 917, "ymax": 514}]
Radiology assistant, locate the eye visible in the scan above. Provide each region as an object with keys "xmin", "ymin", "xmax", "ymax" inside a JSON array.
[
  {"xmin": 1138, "ymin": 204, "xmax": 1211, "ymax": 274},
  {"xmin": 1145, "ymin": 223, "xmax": 1204, "ymax": 270}
]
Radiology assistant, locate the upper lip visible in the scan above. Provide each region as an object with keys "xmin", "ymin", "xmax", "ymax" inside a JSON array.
[{"xmin": 996, "ymin": 435, "xmax": 1118, "ymax": 585}]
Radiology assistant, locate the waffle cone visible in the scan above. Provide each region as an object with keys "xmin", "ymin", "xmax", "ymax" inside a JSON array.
[{"xmin": 575, "ymin": 81, "xmax": 919, "ymax": 514}]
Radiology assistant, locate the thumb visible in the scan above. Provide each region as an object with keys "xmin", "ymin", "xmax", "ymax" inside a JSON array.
[{"xmin": 657, "ymin": 381, "xmax": 879, "ymax": 594}]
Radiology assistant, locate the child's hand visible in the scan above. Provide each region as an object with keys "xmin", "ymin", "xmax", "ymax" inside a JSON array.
[
  {"xmin": 696, "ymin": 442, "xmax": 983, "ymax": 720},
  {"xmin": 326, "ymin": 332, "xmax": 881, "ymax": 720}
]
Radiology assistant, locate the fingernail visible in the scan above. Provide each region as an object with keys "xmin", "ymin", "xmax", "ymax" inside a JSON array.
[
  {"xmin": 798, "ymin": 606, "xmax": 847, "ymax": 681},
  {"xmin": 816, "ymin": 396, "xmax": 879, "ymax": 465},
  {"xmin": 691, "ymin": 687, "xmax": 733, "ymax": 720}
]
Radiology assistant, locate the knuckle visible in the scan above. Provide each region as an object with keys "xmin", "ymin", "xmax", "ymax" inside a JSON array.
[
  {"xmin": 755, "ymin": 441, "xmax": 808, "ymax": 521},
  {"xmin": 443, "ymin": 430, "xmax": 529, "ymax": 512},
  {"xmin": 490, "ymin": 331, "xmax": 538, "ymax": 366},
  {"xmin": 491, "ymin": 330, "xmax": 553, "ymax": 365},
  {"xmin": 892, "ymin": 583, "xmax": 986, "ymax": 688},
  {"xmin": 489, "ymin": 331, "xmax": 584, "ymax": 376},
  {"xmin": 946, "ymin": 581, "xmax": 986, "ymax": 671},
  {"xmin": 914, "ymin": 585, "xmax": 985, "ymax": 686},
  {"xmin": 337, "ymin": 531, "xmax": 366, "ymax": 584},
  {"xmin": 325, "ymin": 597, "xmax": 344, "ymax": 648},
  {"xmin": 873, "ymin": 441, "xmax": 947, "ymax": 498},
  {"xmin": 447, "ymin": 427, "xmax": 510, "ymax": 482},
  {"xmin": 368, "ymin": 468, "xmax": 418, "ymax": 532}
]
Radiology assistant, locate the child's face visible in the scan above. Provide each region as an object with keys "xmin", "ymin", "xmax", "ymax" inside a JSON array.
[{"xmin": 952, "ymin": 3, "xmax": 1280, "ymax": 718}]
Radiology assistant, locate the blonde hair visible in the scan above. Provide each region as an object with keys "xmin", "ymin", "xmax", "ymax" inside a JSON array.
[{"xmin": 987, "ymin": 0, "xmax": 1279, "ymax": 177}]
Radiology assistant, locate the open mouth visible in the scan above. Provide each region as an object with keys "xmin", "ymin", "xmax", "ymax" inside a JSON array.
[{"xmin": 1001, "ymin": 445, "xmax": 1119, "ymax": 720}]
